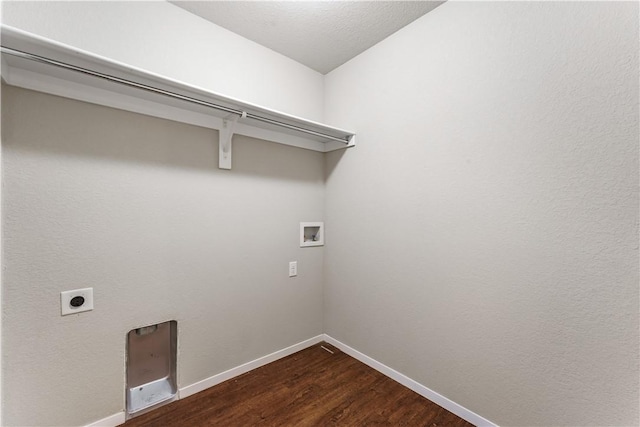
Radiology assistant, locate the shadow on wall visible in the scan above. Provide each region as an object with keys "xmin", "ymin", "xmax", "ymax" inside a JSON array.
[
  {"xmin": 1, "ymin": 84, "xmax": 324, "ymax": 184},
  {"xmin": 324, "ymin": 147, "xmax": 347, "ymax": 183}
]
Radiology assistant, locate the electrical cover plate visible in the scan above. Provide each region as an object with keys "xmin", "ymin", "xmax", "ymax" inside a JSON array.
[{"xmin": 60, "ymin": 288, "xmax": 94, "ymax": 315}]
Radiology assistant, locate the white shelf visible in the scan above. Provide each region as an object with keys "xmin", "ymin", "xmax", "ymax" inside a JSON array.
[{"xmin": 0, "ymin": 26, "xmax": 356, "ymax": 168}]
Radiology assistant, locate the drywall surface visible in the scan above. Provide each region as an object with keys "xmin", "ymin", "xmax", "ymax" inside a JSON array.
[
  {"xmin": 0, "ymin": 82, "xmax": 3, "ymax": 427},
  {"xmin": 324, "ymin": 2, "xmax": 639, "ymax": 426},
  {"xmin": 0, "ymin": 0, "xmax": 324, "ymax": 121},
  {"xmin": 1, "ymin": 85, "xmax": 324, "ymax": 426}
]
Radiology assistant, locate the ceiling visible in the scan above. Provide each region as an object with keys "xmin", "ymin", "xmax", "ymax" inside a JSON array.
[{"xmin": 170, "ymin": 1, "xmax": 444, "ymax": 74}]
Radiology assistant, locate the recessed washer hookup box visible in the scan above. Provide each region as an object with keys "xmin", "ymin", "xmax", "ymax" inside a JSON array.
[{"xmin": 126, "ymin": 320, "xmax": 177, "ymax": 418}]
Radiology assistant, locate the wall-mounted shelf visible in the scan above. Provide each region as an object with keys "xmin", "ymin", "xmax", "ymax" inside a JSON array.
[{"xmin": 0, "ymin": 26, "xmax": 356, "ymax": 169}]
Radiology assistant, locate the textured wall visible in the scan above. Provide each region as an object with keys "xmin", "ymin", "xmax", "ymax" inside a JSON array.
[
  {"xmin": 1, "ymin": 85, "xmax": 325, "ymax": 426},
  {"xmin": 0, "ymin": 0, "xmax": 324, "ymax": 121},
  {"xmin": 323, "ymin": 2, "xmax": 639, "ymax": 426},
  {"xmin": 0, "ymin": 83, "xmax": 3, "ymax": 427}
]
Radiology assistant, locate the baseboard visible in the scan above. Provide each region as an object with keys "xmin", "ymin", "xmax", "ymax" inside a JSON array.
[
  {"xmin": 85, "ymin": 334, "xmax": 495, "ymax": 427},
  {"xmin": 178, "ymin": 334, "xmax": 324, "ymax": 399},
  {"xmin": 323, "ymin": 334, "xmax": 498, "ymax": 427},
  {"xmin": 85, "ymin": 411, "xmax": 126, "ymax": 427}
]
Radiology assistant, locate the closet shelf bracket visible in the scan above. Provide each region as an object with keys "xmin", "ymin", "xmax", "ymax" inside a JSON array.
[
  {"xmin": 0, "ymin": 25, "xmax": 357, "ymax": 164},
  {"xmin": 219, "ymin": 112, "xmax": 245, "ymax": 170}
]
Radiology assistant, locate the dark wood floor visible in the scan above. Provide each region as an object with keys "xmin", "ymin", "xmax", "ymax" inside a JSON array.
[{"xmin": 124, "ymin": 342, "xmax": 473, "ymax": 426}]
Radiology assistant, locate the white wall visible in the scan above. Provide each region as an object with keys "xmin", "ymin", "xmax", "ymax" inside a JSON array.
[
  {"xmin": 323, "ymin": 2, "xmax": 639, "ymax": 426},
  {"xmin": 1, "ymin": 85, "xmax": 325, "ymax": 426},
  {"xmin": 0, "ymin": 79, "xmax": 3, "ymax": 427},
  {"xmin": 0, "ymin": 0, "xmax": 324, "ymax": 121},
  {"xmin": 1, "ymin": 4, "xmax": 326, "ymax": 424},
  {"xmin": 2, "ymin": 1, "xmax": 639, "ymax": 426}
]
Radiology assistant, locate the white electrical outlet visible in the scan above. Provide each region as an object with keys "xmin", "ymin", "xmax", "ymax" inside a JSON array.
[
  {"xmin": 60, "ymin": 288, "xmax": 94, "ymax": 316},
  {"xmin": 289, "ymin": 261, "xmax": 297, "ymax": 277}
]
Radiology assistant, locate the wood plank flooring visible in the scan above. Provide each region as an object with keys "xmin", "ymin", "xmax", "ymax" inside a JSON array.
[{"xmin": 124, "ymin": 342, "xmax": 473, "ymax": 426}]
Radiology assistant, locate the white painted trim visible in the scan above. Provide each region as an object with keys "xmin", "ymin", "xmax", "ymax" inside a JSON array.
[
  {"xmin": 323, "ymin": 335, "xmax": 498, "ymax": 427},
  {"xmin": 4, "ymin": 67, "xmax": 329, "ymax": 153},
  {"xmin": 1, "ymin": 25, "xmax": 355, "ymax": 154},
  {"xmin": 178, "ymin": 335, "xmax": 324, "ymax": 399},
  {"xmin": 85, "ymin": 411, "xmax": 126, "ymax": 427},
  {"xmin": 83, "ymin": 334, "xmax": 494, "ymax": 426},
  {"xmin": 6, "ymin": 67, "xmax": 221, "ymax": 130},
  {"xmin": 323, "ymin": 134, "xmax": 356, "ymax": 152}
]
